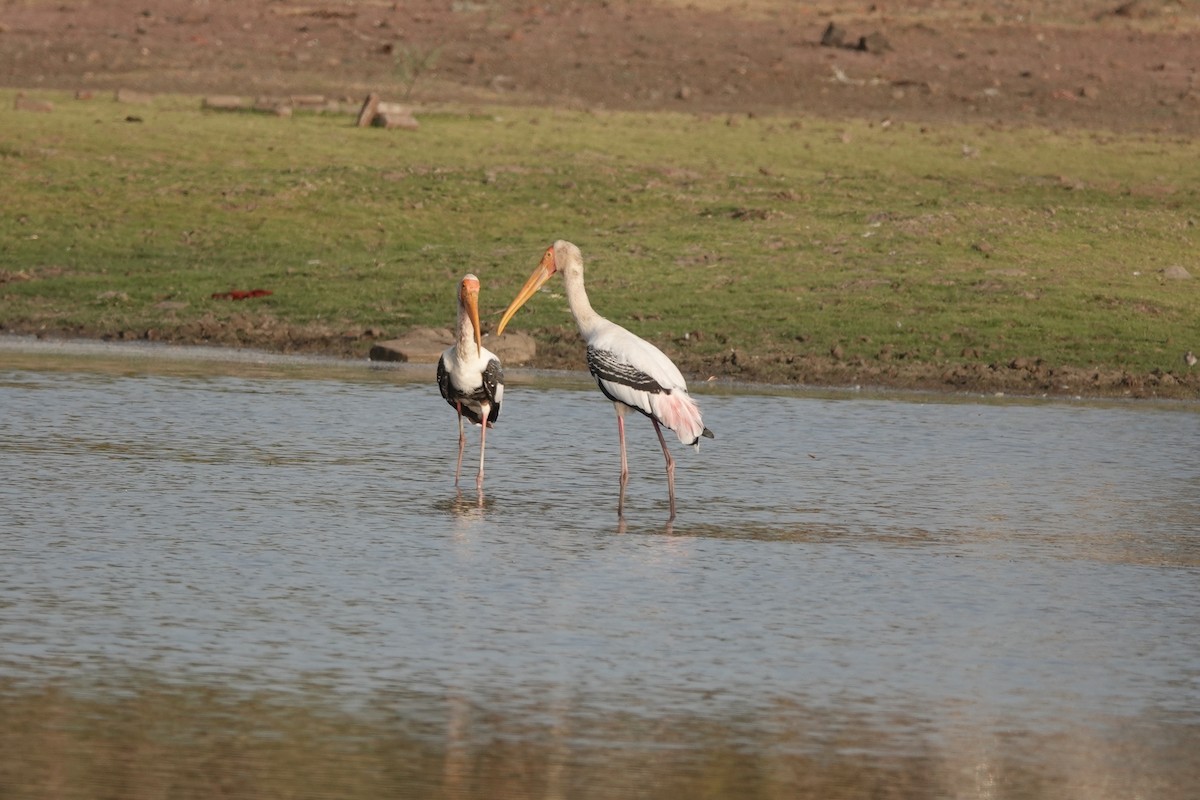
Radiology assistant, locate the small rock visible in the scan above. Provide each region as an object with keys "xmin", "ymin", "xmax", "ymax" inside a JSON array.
[
  {"xmin": 858, "ymin": 32, "xmax": 892, "ymax": 53},
  {"xmin": 1110, "ymin": 0, "xmax": 1155, "ymax": 19},
  {"xmin": 1161, "ymin": 265, "xmax": 1191, "ymax": 280},
  {"xmin": 369, "ymin": 328, "xmax": 535, "ymax": 364},
  {"xmin": 820, "ymin": 22, "xmax": 846, "ymax": 48},
  {"xmin": 370, "ymin": 329, "xmax": 449, "ymax": 363},
  {"xmin": 488, "ymin": 331, "xmax": 537, "ymax": 364},
  {"xmin": 370, "ymin": 328, "xmax": 452, "ymax": 363}
]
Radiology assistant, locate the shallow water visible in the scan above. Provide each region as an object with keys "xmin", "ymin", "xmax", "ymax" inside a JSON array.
[{"xmin": 1, "ymin": 339, "xmax": 1198, "ymax": 799}]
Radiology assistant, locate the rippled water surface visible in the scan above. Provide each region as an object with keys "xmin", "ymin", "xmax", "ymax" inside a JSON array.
[{"xmin": 2, "ymin": 340, "xmax": 1198, "ymax": 799}]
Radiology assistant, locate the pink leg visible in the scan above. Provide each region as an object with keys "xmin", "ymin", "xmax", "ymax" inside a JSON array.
[
  {"xmin": 652, "ymin": 418, "xmax": 677, "ymax": 521},
  {"xmin": 615, "ymin": 403, "xmax": 628, "ymax": 518},
  {"xmin": 476, "ymin": 402, "xmax": 490, "ymax": 490},
  {"xmin": 454, "ymin": 403, "xmax": 466, "ymax": 487}
]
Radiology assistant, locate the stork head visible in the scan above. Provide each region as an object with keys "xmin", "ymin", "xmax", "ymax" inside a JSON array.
[
  {"xmin": 496, "ymin": 240, "xmax": 580, "ymax": 335},
  {"xmin": 459, "ymin": 274, "xmax": 482, "ymax": 358}
]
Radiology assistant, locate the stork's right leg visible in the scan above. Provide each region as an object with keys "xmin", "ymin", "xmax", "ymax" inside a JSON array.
[
  {"xmin": 652, "ymin": 418, "xmax": 677, "ymax": 521},
  {"xmin": 454, "ymin": 403, "xmax": 467, "ymax": 487},
  {"xmin": 476, "ymin": 402, "xmax": 490, "ymax": 491},
  {"xmin": 615, "ymin": 403, "xmax": 628, "ymax": 518}
]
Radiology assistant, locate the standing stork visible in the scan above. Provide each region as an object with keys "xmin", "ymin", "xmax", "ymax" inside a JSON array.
[
  {"xmin": 496, "ymin": 241, "xmax": 713, "ymax": 520},
  {"xmin": 437, "ymin": 274, "xmax": 504, "ymax": 490}
]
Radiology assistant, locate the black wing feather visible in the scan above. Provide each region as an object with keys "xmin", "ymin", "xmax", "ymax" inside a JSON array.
[
  {"xmin": 438, "ymin": 353, "xmax": 503, "ymax": 426},
  {"xmin": 586, "ymin": 346, "xmax": 666, "ymax": 394},
  {"xmin": 436, "ymin": 356, "xmax": 453, "ymax": 403},
  {"xmin": 482, "ymin": 358, "xmax": 503, "ymax": 424}
]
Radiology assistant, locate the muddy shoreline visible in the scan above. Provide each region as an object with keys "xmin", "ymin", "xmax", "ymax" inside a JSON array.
[{"xmin": 4, "ymin": 327, "xmax": 1196, "ymax": 401}]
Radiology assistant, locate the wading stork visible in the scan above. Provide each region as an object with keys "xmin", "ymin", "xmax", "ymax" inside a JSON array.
[
  {"xmin": 497, "ymin": 241, "xmax": 713, "ymax": 520},
  {"xmin": 437, "ymin": 274, "xmax": 504, "ymax": 490}
]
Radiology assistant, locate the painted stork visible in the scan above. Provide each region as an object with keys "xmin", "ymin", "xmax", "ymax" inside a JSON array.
[
  {"xmin": 437, "ymin": 274, "xmax": 504, "ymax": 490},
  {"xmin": 496, "ymin": 240, "xmax": 713, "ymax": 520}
]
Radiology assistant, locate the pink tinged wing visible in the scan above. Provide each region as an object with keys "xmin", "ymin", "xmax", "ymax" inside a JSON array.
[{"xmin": 586, "ymin": 324, "xmax": 708, "ymax": 447}]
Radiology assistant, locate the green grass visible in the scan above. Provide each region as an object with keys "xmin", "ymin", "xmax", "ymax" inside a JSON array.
[{"xmin": 2, "ymin": 89, "xmax": 1198, "ymax": 384}]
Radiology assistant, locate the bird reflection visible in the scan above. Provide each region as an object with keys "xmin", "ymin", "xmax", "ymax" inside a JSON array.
[
  {"xmin": 434, "ymin": 490, "xmax": 492, "ymax": 523},
  {"xmin": 614, "ymin": 517, "xmax": 676, "ymax": 537}
]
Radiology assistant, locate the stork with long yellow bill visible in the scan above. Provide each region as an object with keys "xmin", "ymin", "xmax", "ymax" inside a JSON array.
[
  {"xmin": 437, "ymin": 274, "xmax": 504, "ymax": 490},
  {"xmin": 497, "ymin": 241, "xmax": 712, "ymax": 520}
]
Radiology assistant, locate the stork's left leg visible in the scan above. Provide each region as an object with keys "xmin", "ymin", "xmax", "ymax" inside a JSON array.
[
  {"xmin": 454, "ymin": 403, "xmax": 467, "ymax": 487},
  {"xmin": 614, "ymin": 403, "xmax": 629, "ymax": 518},
  {"xmin": 476, "ymin": 402, "xmax": 490, "ymax": 490},
  {"xmin": 652, "ymin": 418, "xmax": 677, "ymax": 521}
]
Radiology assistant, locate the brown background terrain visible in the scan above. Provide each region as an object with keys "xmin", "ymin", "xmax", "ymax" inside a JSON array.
[
  {"xmin": 2, "ymin": 0, "xmax": 1198, "ymax": 396},
  {"xmin": 3, "ymin": 0, "xmax": 1199, "ymax": 133}
]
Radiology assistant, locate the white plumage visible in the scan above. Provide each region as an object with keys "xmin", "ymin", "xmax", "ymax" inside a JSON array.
[{"xmin": 497, "ymin": 240, "xmax": 712, "ymax": 519}]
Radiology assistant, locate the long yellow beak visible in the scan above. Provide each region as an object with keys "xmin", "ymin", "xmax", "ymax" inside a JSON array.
[
  {"xmin": 496, "ymin": 246, "xmax": 557, "ymax": 335},
  {"xmin": 461, "ymin": 280, "xmax": 482, "ymax": 358}
]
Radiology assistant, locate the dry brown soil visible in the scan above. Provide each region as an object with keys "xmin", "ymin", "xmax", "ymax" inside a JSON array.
[{"xmin": 3, "ymin": 0, "xmax": 1198, "ymax": 396}]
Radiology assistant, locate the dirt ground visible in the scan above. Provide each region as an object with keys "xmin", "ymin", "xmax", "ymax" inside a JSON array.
[
  {"xmin": 2, "ymin": 0, "xmax": 1198, "ymax": 396},
  {"xmin": 3, "ymin": 0, "xmax": 1200, "ymax": 133}
]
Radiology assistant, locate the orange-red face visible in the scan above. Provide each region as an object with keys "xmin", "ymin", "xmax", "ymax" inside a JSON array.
[
  {"xmin": 460, "ymin": 275, "xmax": 482, "ymax": 357},
  {"xmin": 496, "ymin": 245, "xmax": 558, "ymax": 336}
]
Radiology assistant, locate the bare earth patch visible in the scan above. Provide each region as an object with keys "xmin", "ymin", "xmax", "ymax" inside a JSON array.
[{"xmin": 2, "ymin": 0, "xmax": 1198, "ymax": 397}]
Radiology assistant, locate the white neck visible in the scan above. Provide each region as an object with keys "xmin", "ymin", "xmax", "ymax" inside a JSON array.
[
  {"xmin": 455, "ymin": 305, "xmax": 477, "ymax": 357},
  {"xmin": 558, "ymin": 244, "xmax": 603, "ymax": 336}
]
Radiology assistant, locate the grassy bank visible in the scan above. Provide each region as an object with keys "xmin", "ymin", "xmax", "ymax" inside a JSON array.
[{"xmin": 1, "ymin": 89, "xmax": 1197, "ymax": 396}]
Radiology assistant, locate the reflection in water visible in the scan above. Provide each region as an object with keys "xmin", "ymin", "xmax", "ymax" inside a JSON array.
[
  {"xmin": 438, "ymin": 489, "xmax": 490, "ymax": 519},
  {"xmin": 0, "ymin": 677, "xmax": 1195, "ymax": 800},
  {"xmin": 1, "ymin": 342, "xmax": 1198, "ymax": 798}
]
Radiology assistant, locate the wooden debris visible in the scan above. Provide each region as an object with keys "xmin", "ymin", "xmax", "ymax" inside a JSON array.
[
  {"xmin": 253, "ymin": 97, "xmax": 293, "ymax": 117},
  {"xmin": 201, "ymin": 95, "xmax": 293, "ymax": 116},
  {"xmin": 371, "ymin": 111, "xmax": 419, "ymax": 130},
  {"xmin": 202, "ymin": 95, "xmax": 247, "ymax": 111},
  {"xmin": 356, "ymin": 92, "xmax": 380, "ymax": 127},
  {"xmin": 355, "ymin": 93, "xmax": 419, "ymax": 130},
  {"xmin": 290, "ymin": 94, "xmax": 329, "ymax": 108}
]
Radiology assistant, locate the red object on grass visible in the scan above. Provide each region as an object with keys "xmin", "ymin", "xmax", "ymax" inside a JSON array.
[{"xmin": 211, "ymin": 289, "xmax": 273, "ymax": 300}]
